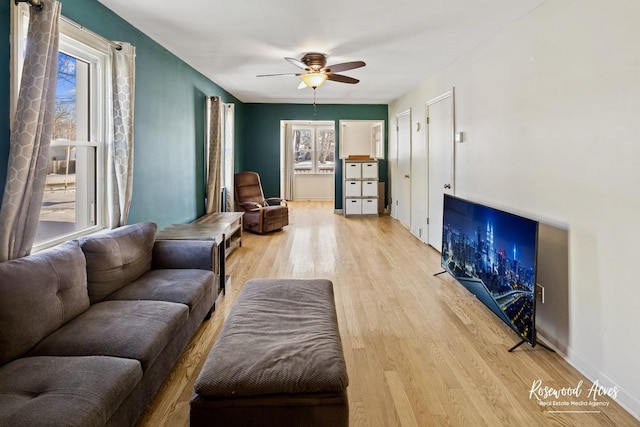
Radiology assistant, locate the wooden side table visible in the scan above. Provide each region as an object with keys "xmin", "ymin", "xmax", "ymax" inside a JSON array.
[{"xmin": 194, "ymin": 212, "xmax": 244, "ymax": 258}]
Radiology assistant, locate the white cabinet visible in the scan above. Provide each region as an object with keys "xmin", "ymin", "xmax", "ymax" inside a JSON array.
[
  {"xmin": 345, "ymin": 180, "xmax": 361, "ymax": 197},
  {"xmin": 343, "ymin": 159, "xmax": 379, "ymax": 216},
  {"xmin": 362, "ymin": 180, "xmax": 377, "ymax": 197},
  {"xmin": 345, "ymin": 198, "xmax": 362, "ymax": 215},
  {"xmin": 345, "ymin": 162, "xmax": 362, "ymax": 179},
  {"xmin": 361, "ymin": 162, "xmax": 378, "ymax": 179},
  {"xmin": 362, "ymin": 198, "xmax": 378, "ymax": 215}
]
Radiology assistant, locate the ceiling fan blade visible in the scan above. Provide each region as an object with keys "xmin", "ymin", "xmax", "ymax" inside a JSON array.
[
  {"xmin": 285, "ymin": 57, "xmax": 308, "ymax": 70},
  {"xmin": 256, "ymin": 72, "xmax": 301, "ymax": 77},
  {"xmin": 324, "ymin": 61, "xmax": 366, "ymax": 73},
  {"xmin": 327, "ymin": 73, "xmax": 359, "ymax": 84}
]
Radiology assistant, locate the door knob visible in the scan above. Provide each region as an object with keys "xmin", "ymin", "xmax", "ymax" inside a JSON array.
[
  {"xmin": 444, "ymin": 184, "xmax": 451, "ymax": 189},
  {"xmin": 404, "ymin": 174, "xmax": 410, "ymax": 178}
]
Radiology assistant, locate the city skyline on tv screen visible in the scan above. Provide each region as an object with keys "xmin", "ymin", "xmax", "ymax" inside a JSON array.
[{"xmin": 441, "ymin": 195, "xmax": 538, "ymax": 344}]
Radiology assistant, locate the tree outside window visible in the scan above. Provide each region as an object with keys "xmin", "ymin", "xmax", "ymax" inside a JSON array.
[{"xmin": 293, "ymin": 126, "xmax": 334, "ymax": 174}]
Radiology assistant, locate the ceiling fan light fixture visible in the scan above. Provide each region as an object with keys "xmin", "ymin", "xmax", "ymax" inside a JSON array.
[{"xmin": 301, "ymin": 72, "xmax": 327, "ymax": 88}]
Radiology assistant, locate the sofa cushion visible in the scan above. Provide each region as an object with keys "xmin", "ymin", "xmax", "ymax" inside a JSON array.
[
  {"xmin": 0, "ymin": 241, "xmax": 89, "ymax": 366},
  {"xmin": 27, "ymin": 300, "xmax": 188, "ymax": 372},
  {"xmin": 80, "ymin": 222, "xmax": 157, "ymax": 303},
  {"xmin": 0, "ymin": 356, "xmax": 142, "ymax": 427},
  {"xmin": 106, "ymin": 269, "xmax": 214, "ymax": 312}
]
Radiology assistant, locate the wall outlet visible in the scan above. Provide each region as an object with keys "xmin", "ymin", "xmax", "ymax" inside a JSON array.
[{"xmin": 535, "ymin": 283, "xmax": 545, "ymax": 304}]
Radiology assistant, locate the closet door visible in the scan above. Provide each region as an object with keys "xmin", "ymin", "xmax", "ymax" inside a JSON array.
[
  {"xmin": 427, "ymin": 91, "xmax": 455, "ymax": 252},
  {"xmin": 396, "ymin": 111, "xmax": 412, "ymax": 228}
]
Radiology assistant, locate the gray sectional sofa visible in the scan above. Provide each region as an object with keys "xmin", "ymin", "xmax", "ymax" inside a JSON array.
[{"xmin": 0, "ymin": 222, "xmax": 217, "ymax": 427}]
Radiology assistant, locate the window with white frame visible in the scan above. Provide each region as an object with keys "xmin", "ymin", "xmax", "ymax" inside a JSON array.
[
  {"xmin": 12, "ymin": 5, "xmax": 109, "ymax": 249},
  {"xmin": 292, "ymin": 125, "xmax": 335, "ymax": 174}
]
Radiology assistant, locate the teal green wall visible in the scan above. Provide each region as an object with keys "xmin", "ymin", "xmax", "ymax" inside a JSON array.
[
  {"xmin": 242, "ymin": 103, "xmax": 388, "ymax": 210},
  {"xmin": 0, "ymin": 1, "xmax": 11, "ymax": 193},
  {"xmin": 1, "ymin": 1, "xmax": 388, "ymax": 224},
  {"xmin": 1, "ymin": 0, "xmax": 243, "ymax": 229}
]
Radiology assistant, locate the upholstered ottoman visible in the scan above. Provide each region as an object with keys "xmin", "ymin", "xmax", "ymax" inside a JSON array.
[{"xmin": 190, "ymin": 279, "xmax": 349, "ymax": 427}]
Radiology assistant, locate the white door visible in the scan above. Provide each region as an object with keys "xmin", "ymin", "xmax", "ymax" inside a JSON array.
[
  {"xmin": 427, "ymin": 91, "xmax": 454, "ymax": 252},
  {"xmin": 396, "ymin": 111, "xmax": 411, "ymax": 228},
  {"xmin": 388, "ymin": 121, "xmax": 398, "ymax": 219}
]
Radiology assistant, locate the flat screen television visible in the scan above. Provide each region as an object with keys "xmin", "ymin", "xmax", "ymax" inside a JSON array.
[{"xmin": 440, "ymin": 194, "xmax": 539, "ymax": 349}]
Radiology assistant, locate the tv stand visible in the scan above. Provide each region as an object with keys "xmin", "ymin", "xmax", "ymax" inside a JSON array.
[{"xmin": 508, "ymin": 339, "xmax": 555, "ymax": 353}]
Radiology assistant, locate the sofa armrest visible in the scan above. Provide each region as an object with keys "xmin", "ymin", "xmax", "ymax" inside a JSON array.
[{"xmin": 152, "ymin": 240, "xmax": 216, "ymax": 270}]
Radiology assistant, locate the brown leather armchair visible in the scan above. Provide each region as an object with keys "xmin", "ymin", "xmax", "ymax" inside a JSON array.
[{"xmin": 234, "ymin": 172, "xmax": 289, "ymax": 234}]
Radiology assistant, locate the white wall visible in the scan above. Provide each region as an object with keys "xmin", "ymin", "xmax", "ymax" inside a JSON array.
[
  {"xmin": 293, "ymin": 174, "xmax": 333, "ymax": 201},
  {"xmin": 389, "ymin": 0, "xmax": 640, "ymax": 418}
]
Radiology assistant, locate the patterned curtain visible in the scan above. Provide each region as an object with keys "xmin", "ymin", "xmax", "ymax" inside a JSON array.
[
  {"xmin": 108, "ymin": 42, "xmax": 136, "ymax": 228},
  {"xmin": 283, "ymin": 123, "xmax": 294, "ymax": 200},
  {"xmin": 0, "ymin": 0, "xmax": 61, "ymax": 262},
  {"xmin": 206, "ymin": 96, "xmax": 222, "ymax": 214},
  {"xmin": 223, "ymin": 103, "xmax": 235, "ymax": 212}
]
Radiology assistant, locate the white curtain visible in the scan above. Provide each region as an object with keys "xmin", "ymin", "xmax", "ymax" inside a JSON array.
[
  {"xmin": 108, "ymin": 42, "xmax": 136, "ymax": 228},
  {"xmin": 0, "ymin": 0, "xmax": 61, "ymax": 262},
  {"xmin": 206, "ymin": 96, "xmax": 222, "ymax": 214}
]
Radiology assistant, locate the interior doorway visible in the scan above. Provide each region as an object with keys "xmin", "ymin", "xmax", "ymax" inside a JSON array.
[
  {"xmin": 426, "ymin": 89, "xmax": 455, "ymax": 252},
  {"xmin": 280, "ymin": 121, "xmax": 335, "ymax": 201}
]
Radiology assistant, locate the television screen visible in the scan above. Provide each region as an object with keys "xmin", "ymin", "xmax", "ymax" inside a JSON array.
[{"xmin": 441, "ymin": 194, "xmax": 539, "ymax": 346}]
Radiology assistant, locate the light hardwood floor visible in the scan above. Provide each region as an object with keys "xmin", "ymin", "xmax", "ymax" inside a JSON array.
[{"xmin": 137, "ymin": 201, "xmax": 638, "ymax": 427}]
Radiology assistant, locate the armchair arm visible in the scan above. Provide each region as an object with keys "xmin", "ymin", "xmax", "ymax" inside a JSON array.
[
  {"xmin": 238, "ymin": 201, "xmax": 263, "ymax": 212},
  {"xmin": 265, "ymin": 197, "xmax": 287, "ymax": 206},
  {"xmin": 152, "ymin": 240, "xmax": 216, "ymax": 270}
]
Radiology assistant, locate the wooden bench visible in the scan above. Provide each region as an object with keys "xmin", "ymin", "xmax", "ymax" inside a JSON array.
[{"xmin": 190, "ymin": 279, "xmax": 349, "ymax": 427}]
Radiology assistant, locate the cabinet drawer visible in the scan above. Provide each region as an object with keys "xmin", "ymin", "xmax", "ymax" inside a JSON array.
[
  {"xmin": 361, "ymin": 162, "xmax": 378, "ymax": 179},
  {"xmin": 362, "ymin": 198, "xmax": 378, "ymax": 215},
  {"xmin": 362, "ymin": 180, "xmax": 377, "ymax": 197},
  {"xmin": 345, "ymin": 180, "xmax": 361, "ymax": 197},
  {"xmin": 345, "ymin": 162, "xmax": 362, "ymax": 179},
  {"xmin": 345, "ymin": 198, "xmax": 362, "ymax": 215}
]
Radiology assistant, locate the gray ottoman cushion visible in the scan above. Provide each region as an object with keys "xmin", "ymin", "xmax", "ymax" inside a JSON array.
[
  {"xmin": 0, "ymin": 356, "xmax": 141, "ymax": 427},
  {"xmin": 27, "ymin": 300, "xmax": 188, "ymax": 372},
  {"xmin": 194, "ymin": 278, "xmax": 348, "ymax": 397}
]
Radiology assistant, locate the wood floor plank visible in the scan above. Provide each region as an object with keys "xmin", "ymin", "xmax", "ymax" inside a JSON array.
[{"xmin": 137, "ymin": 201, "xmax": 639, "ymax": 427}]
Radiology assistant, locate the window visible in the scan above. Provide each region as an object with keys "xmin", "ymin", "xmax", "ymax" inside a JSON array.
[
  {"xmin": 12, "ymin": 6, "xmax": 109, "ymax": 250},
  {"xmin": 292, "ymin": 125, "xmax": 335, "ymax": 174}
]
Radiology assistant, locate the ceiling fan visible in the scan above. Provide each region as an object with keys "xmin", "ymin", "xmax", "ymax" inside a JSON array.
[{"xmin": 257, "ymin": 52, "xmax": 366, "ymax": 89}]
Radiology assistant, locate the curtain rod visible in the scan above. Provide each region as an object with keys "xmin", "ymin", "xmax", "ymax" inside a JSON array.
[
  {"xmin": 14, "ymin": 0, "xmax": 123, "ymax": 51},
  {"xmin": 60, "ymin": 16, "xmax": 123, "ymax": 51},
  {"xmin": 14, "ymin": 0, "xmax": 42, "ymax": 10}
]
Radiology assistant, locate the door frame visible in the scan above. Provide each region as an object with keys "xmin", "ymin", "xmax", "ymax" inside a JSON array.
[
  {"xmin": 280, "ymin": 120, "xmax": 336, "ymax": 201},
  {"xmin": 393, "ymin": 109, "xmax": 412, "ymax": 227}
]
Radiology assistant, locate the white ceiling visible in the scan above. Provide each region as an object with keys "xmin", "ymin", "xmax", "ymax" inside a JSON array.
[{"xmin": 97, "ymin": 0, "xmax": 545, "ymax": 104}]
